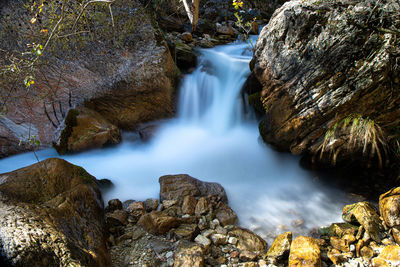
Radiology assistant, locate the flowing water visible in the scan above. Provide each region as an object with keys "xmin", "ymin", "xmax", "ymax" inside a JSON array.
[{"xmin": 0, "ymin": 39, "xmax": 350, "ymax": 242}]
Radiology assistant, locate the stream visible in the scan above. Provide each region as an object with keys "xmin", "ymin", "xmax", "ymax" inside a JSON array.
[{"xmin": 0, "ymin": 39, "xmax": 350, "ymax": 242}]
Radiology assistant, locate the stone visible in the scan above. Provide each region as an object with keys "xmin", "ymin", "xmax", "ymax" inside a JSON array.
[
  {"xmin": 372, "ymin": 245, "xmax": 400, "ymax": 266},
  {"xmin": 239, "ymin": 262, "xmax": 257, "ymax": 267},
  {"xmin": 173, "ymin": 41, "xmax": 197, "ymax": 71},
  {"xmin": 329, "ymin": 223, "xmax": 359, "ymax": 238},
  {"xmin": 182, "ymin": 195, "xmax": 197, "ymax": 215},
  {"xmin": 215, "ymin": 203, "xmax": 238, "ymax": 226},
  {"xmin": 229, "ymin": 227, "xmax": 267, "ymax": 256},
  {"xmin": 174, "ymin": 242, "xmax": 204, "ymax": 267},
  {"xmin": 107, "ymin": 198, "xmax": 123, "ymax": 212},
  {"xmin": 163, "ymin": 200, "xmax": 178, "ymax": 209},
  {"xmin": 106, "ymin": 209, "xmax": 129, "ymax": 227},
  {"xmin": 143, "ymin": 198, "xmax": 159, "ymax": 212},
  {"xmin": 360, "ymin": 246, "xmax": 374, "ymax": 260},
  {"xmin": 181, "ymin": 32, "xmax": 193, "ymax": 42},
  {"xmin": 230, "ymin": 250, "xmax": 240, "ymax": 258},
  {"xmin": 195, "ymin": 235, "xmax": 211, "ymax": 250},
  {"xmin": 210, "ymin": 219, "xmax": 220, "ymax": 229},
  {"xmin": 195, "ymin": 197, "xmax": 210, "ymax": 216},
  {"xmin": 216, "ymin": 23, "xmax": 234, "ymax": 36},
  {"xmin": 211, "ymin": 234, "xmax": 228, "ymax": 246},
  {"xmin": 342, "ymin": 202, "xmax": 383, "ymax": 242},
  {"xmin": 228, "ymin": 236, "xmax": 238, "ymax": 245},
  {"xmin": 137, "ymin": 211, "xmax": 181, "ymax": 235},
  {"xmin": 330, "ymin": 237, "xmax": 349, "ymax": 253},
  {"xmin": 174, "ymin": 224, "xmax": 199, "ymax": 241},
  {"xmin": 215, "ymin": 226, "xmax": 227, "ymax": 235},
  {"xmin": 379, "ymin": 187, "xmax": 400, "ymax": 228},
  {"xmin": 126, "ymin": 201, "xmax": 145, "ymax": 220},
  {"xmin": 327, "ymin": 249, "xmax": 347, "ymax": 265},
  {"xmin": 0, "ymin": 158, "xmax": 110, "ymax": 266},
  {"xmin": 138, "ymin": 125, "xmax": 159, "ymax": 142},
  {"xmin": 267, "ymin": 232, "xmax": 292, "ymax": 261},
  {"xmin": 159, "ymin": 174, "xmax": 227, "ymax": 203},
  {"xmin": 289, "ymin": 236, "xmax": 321, "ymax": 267},
  {"xmin": 250, "ymin": 0, "xmax": 400, "ymax": 168},
  {"xmin": 239, "ymin": 250, "xmax": 257, "ymax": 261},
  {"xmin": 53, "ymin": 106, "xmax": 121, "ymax": 154}
]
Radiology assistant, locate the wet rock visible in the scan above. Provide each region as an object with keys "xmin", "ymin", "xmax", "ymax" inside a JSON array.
[
  {"xmin": 174, "ymin": 242, "xmax": 204, "ymax": 267},
  {"xmin": 174, "ymin": 41, "xmax": 197, "ymax": 71},
  {"xmin": 266, "ymin": 231, "xmax": 292, "ymax": 261},
  {"xmin": 0, "ymin": 158, "xmax": 110, "ymax": 266},
  {"xmin": 372, "ymin": 245, "xmax": 400, "ymax": 266},
  {"xmin": 211, "ymin": 233, "xmax": 228, "ymax": 246},
  {"xmin": 138, "ymin": 125, "xmax": 159, "ymax": 142},
  {"xmin": 239, "ymin": 250, "xmax": 258, "ymax": 261},
  {"xmin": 195, "ymin": 197, "xmax": 210, "ymax": 216},
  {"xmin": 330, "ymin": 236, "xmax": 349, "ymax": 253},
  {"xmin": 329, "ymin": 223, "xmax": 359, "ymax": 238},
  {"xmin": 181, "ymin": 32, "xmax": 193, "ymax": 42},
  {"xmin": 215, "ymin": 202, "xmax": 238, "ymax": 226},
  {"xmin": 143, "ymin": 198, "xmax": 159, "ymax": 212},
  {"xmin": 182, "ymin": 195, "xmax": 197, "ymax": 215},
  {"xmin": 174, "ymin": 224, "xmax": 199, "ymax": 240},
  {"xmin": 379, "ymin": 187, "xmax": 400, "ymax": 228},
  {"xmin": 106, "ymin": 210, "xmax": 129, "ymax": 227},
  {"xmin": 53, "ymin": 107, "xmax": 121, "ymax": 154},
  {"xmin": 159, "ymin": 174, "xmax": 227, "ymax": 203},
  {"xmin": 342, "ymin": 202, "xmax": 383, "ymax": 242},
  {"xmin": 106, "ymin": 198, "xmax": 123, "ymax": 212},
  {"xmin": 126, "ymin": 201, "xmax": 145, "ymax": 220},
  {"xmin": 360, "ymin": 246, "xmax": 374, "ymax": 260},
  {"xmin": 289, "ymin": 236, "xmax": 321, "ymax": 267},
  {"xmin": 137, "ymin": 211, "xmax": 181, "ymax": 235},
  {"xmin": 195, "ymin": 235, "xmax": 211, "ymax": 250},
  {"xmin": 327, "ymin": 249, "xmax": 347, "ymax": 266},
  {"xmin": 229, "ymin": 227, "xmax": 267, "ymax": 256}
]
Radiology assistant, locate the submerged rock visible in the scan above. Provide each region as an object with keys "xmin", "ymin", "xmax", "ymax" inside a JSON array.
[{"xmin": 0, "ymin": 158, "xmax": 110, "ymax": 266}]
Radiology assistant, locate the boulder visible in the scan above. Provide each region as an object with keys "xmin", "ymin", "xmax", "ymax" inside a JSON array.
[
  {"xmin": 0, "ymin": 158, "xmax": 110, "ymax": 266},
  {"xmin": 250, "ymin": 0, "xmax": 400, "ymax": 167},
  {"xmin": 289, "ymin": 236, "xmax": 321, "ymax": 267},
  {"xmin": 267, "ymin": 232, "xmax": 292, "ymax": 261},
  {"xmin": 372, "ymin": 245, "xmax": 400, "ymax": 266},
  {"xmin": 0, "ymin": 0, "xmax": 178, "ymax": 157},
  {"xmin": 137, "ymin": 211, "xmax": 181, "ymax": 235},
  {"xmin": 229, "ymin": 227, "xmax": 267, "ymax": 256},
  {"xmin": 159, "ymin": 174, "xmax": 228, "ymax": 203},
  {"xmin": 379, "ymin": 187, "xmax": 400, "ymax": 228},
  {"xmin": 174, "ymin": 242, "xmax": 204, "ymax": 267},
  {"xmin": 52, "ymin": 107, "xmax": 121, "ymax": 154},
  {"xmin": 342, "ymin": 202, "xmax": 383, "ymax": 242}
]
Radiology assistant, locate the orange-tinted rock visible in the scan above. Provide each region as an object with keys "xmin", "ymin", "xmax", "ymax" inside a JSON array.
[
  {"xmin": 267, "ymin": 232, "xmax": 292, "ymax": 260},
  {"xmin": 372, "ymin": 245, "xmax": 400, "ymax": 266},
  {"xmin": 379, "ymin": 187, "xmax": 400, "ymax": 228},
  {"xmin": 289, "ymin": 236, "xmax": 321, "ymax": 267}
]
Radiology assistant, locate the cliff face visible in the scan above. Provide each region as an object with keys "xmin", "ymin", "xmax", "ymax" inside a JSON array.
[
  {"xmin": 0, "ymin": 0, "xmax": 178, "ymax": 157},
  {"xmin": 250, "ymin": 0, "xmax": 400, "ymax": 167}
]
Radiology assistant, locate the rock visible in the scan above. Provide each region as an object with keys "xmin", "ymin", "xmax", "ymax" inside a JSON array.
[
  {"xmin": 267, "ymin": 232, "xmax": 292, "ymax": 261},
  {"xmin": 174, "ymin": 224, "xmax": 199, "ymax": 240},
  {"xmin": 251, "ymin": 0, "xmax": 400, "ymax": 167},
  {"xmin": 216, "ymin": 23, "xmax": 234, "ymax": 36},
  {"xmin": 126, "ymin": 201, "xmax": 145, "ymax": 220},
  {"xmin": 229, "ymin": 227, "xmax": 267, "ymax": 256},
  {"xmin": 137, "ymin": 211, "xmax": 181, "ymax": 235},
  {"xmin": 182, "ymin": 195, "xmax": 197, "ymax": 215},
  {"xmin": 327, "ymin": 249, "xmax": 347, "ymax": 265},
  {"xmin": 53, "ymin": 107, "xmax": 121, "ymax": 154},
  {"xmin": 181, "ymin": 32, "xmax": 193, "ymax": 42},
  {"xmin": 106, "ymin": 198, "xmax": 123, "ymax": 212},
  {"xmin": 210, "ymin": 219, "xmax": 220, "ymax": 229},
  {"xmin": 228, "ymin": 236, "xmax": 238, "ymax": 245},
  {"xmin": 360, "ymin": 246, "xmax": 374, "ymax": 260},
  {"xmin": 329, "ymin": 223, "xmax": 359, "ymax": 238},
  {"xmin": 239, "ymin": 251, "xmax": 258, "ymax": 261},
  {"xmin": 174, "ymin": 242, "xmax": 204, "ymax": 267},
  {"xmin": 0, "ymin": 158, "xmax": 110, "ymax": 266},
  {"xmin": 106, "ymin": 210, "xmax": 129, "ymax": 227},
  {"xmin": 379, "ymin": 187, "xmax": 400, "ymax": 228},
  {"xmin": 215, "ymin": 202, "xmax": 238, "ymax": 226},
  {"xmin": 240, "ymin": 261, "xmax": 257, "ymax": 267},
  {"xmin": 210, "ymin": 234, "xmax": 228, "ymax": 246},
  {"xmin": 372, "ymin": 245, "xmax": 400, "ymax": 266},
  {"xmin": 330, "ymin": 237, "xmax": 349, "ymax": 253},
  {"xmin": 159, "ymin": 174, "xmax": 227, "ymax": 203},
  {"xmin": 289, "ymin": 236, "xmax": 321, "ymax": 267},
  {"xmin": 139, "ymin": 125, "xmax": 159, "ymax": 142},
  {"xmin": 195, "ymin": 197, "xmax": 210, "ymax": 216},
  {"xmin": 1, "ymin": 0, "xmax": 179, "ymax": 157},
  {"xmin": 195, "ymin": 235, "xmax": 211, "ymax": 250},
  {"xmin": 143, "ymin": 198, "xmax": 159, "ymax": 212},
  {"xmin": 174, "ymin": 41, "xmax": 197, "ymax": 71},
  {"xmin": 342, "ymin": 202, "xmax": 383, "ymax": 242}
]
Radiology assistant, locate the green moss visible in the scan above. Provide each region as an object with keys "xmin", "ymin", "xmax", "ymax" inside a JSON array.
[{"xmin": 75, "ymin": 166, "xmax": 93, "ymax": 184}]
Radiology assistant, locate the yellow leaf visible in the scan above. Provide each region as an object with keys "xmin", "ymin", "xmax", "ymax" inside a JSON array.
[
  {"xmin": 30, "ymin": 17, "xmax": 37, "ymax": 24},
  {"xmin": 40, "ymin": 29, "xmax": 48, "ymax": 34}
]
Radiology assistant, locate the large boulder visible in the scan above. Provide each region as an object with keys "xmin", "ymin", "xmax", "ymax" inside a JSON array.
[
  {"xmin": 250, "ymin": 0, "xmax": 400, "ymax": 167},
  {"xmin": 0, "ymin": 158, "xmax": 110, "ymax": 266},
  {"xmin": 52, "ymin": 106, "xmax": 121, "ymax": 154},
  {"xmin": 159, "ymin": 174, "xmax": 228, "ymax": 203},
  {"xmin": 0, "ymin": 0, "xmax": 178, "ymax": 157}
]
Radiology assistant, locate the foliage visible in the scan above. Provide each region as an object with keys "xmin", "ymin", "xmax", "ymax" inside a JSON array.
[
  {"xmin": 319, "ymin": 114, "xmax": 387, "ymax": 167},
  {"xmin": 232, "ymin": 0, "xmax": 256, "ymax": 48}
]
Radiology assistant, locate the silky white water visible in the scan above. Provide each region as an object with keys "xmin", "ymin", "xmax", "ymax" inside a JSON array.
[{"xmin": 0, "ymin": 40, "xmax": 349, "ymax": 241}]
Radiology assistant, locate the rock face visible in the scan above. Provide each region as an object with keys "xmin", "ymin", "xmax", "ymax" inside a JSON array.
[
  {"xmin": 159, "ymin": 174, "xmax": 228, "ymax": 203},
  {"xmin": 52, "ymin": 106, "xmax": 121, "ymax": 154},
  {"xmin": 0, "ymin": 0, "xmax": 178, "ymax": 157},
  {"xmin": 250, "ymin": 0, "xmax": 400, "ymax": 167},
  {"xmin": 0, "ymin": 158, "xmax": 110, "ymax": 266}
]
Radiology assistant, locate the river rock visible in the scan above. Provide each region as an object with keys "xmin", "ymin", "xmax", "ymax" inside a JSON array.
[
  {"xmin": 53, "ymin": 107, "xmax": 121, "ymax": 154},
  {"xmin": 0, "ymin": 158, "xmax": 110, "ymax": 266},
  {"xmin": 250, "ymin": 0, "xmax": 400, "ymax": 167},
  {"xmin": 372, "ymin": 245, "xmax": 400, "ymax": 266},
  {"xmin": 342, "ymin": 202, "xmax": 383, "ymax": 242},
  {"xmin": 174, "ymin": 242, "xmax": 204, "ymax": 267},
  {"xmin": 137, "ymin": 211, "xmax": 181, "ymax": 235},
  {"xmin": 267, "ymin": 231, "xmax": 292, "ymax": 261},
  {"xmin": 329, "ymin": 223, "xmax": 359, "ymax": 238},
  {"xmin": 216, "ymin": 23, "xmax": 234, "ymax": 36},
  {"xmin": 195, "ymin": 234, "xmax": 212, "ymax": 250},
  {"xmin": 126, "ymin": 201, "xmax": 145, "ymax": 220},
  {"xmin": 0, "ymin": 0, "xmax": 178, "ymax": 157},
  {"xmin": 379, "ymin": 187, "xmax": 400, "ymax": 228},
  {"xmin": 106, "ymin": 209, "xmax": 129, "ymax": 227},
  {"xmin": 229, "ymin": 227, "xmax": 267, "ymax": 256},
  {"xmin": 215, "ymin": 202, "xmax": 238, "ymax": 226},
  {"xmin": 288, "ymin": 236, "xmax": 321, "ymax": 267},
  {"xmin": 174, "ymin": 224, "xmax": 199, "ymax": 240},
  {"xmin": 159, "ymin": 174, "xmax": 228, "ymax": 203},
  {"xmin": 174, "ymin": 41, "xmax": 197, "ymax": 71}
]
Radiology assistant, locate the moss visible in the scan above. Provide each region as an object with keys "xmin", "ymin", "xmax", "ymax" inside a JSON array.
[
  {"xmin": 75, "ymin": 166, "xmax": 94, "ymax": 185},
  {"xmin": 248, "ymin": 91, "xmax": 264, "ymax": 113}
]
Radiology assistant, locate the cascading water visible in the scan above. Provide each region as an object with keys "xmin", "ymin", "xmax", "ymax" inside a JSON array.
[{"xmin": 0, "ymin": 39, "xmax": 350, "ymax": 242}]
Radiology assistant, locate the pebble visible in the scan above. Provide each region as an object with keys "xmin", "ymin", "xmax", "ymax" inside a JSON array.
[
  {"xmin": 211, "ymin": 233, "xmax": 228, "ymax": 245},
  {"xmin": 210, "ymin": 219, "xmax": 220, "ymax": 229},
  {"xmin": 165, "ymin": 251, "xmax": 173, "ymax": 258},
  {"xmin": 228, "ymin": 236, "xmax": 238, "ymax": 245}
]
